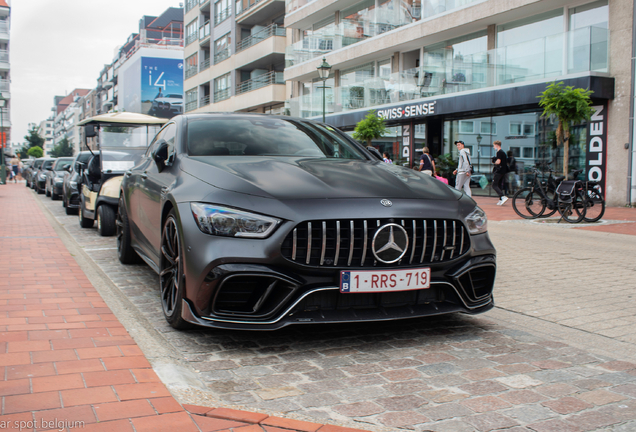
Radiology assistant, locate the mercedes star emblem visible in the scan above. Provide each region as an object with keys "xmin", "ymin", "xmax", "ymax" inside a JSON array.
[
  {"xmin": 372, "ymin": 223, "xmax": 409, "ymax": 263},
  {"xmin": 380, "ymin": 199, "xmax": 392, "ymax": 207}
]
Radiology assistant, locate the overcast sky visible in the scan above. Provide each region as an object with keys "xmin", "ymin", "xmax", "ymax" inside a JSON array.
[{"xmin": 10, "ymin": 0, "xmax": 182, "ymax": 145}]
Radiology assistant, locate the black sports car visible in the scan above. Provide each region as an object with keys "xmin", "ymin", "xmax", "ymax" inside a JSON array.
[
  {"xmin": 34, "ymin": 158, "xmax": 55, "ymax": 194},
  {"xmin": 63, "ymin": 151, "xmax": 93, "ymax": 215},
  {"xmin": 118, "ymin": 114, "xmax": 496, "ymax": 330},
  {"xmin": 45, "ymin": 157, "xmax": 74, "ymax": 200}
]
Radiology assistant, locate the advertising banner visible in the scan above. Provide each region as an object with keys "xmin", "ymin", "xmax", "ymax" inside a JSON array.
[
  {"xmin": 586, "ymin": 103, "xmax": 607, "ymax": 193},
  {"xmin": 141, "ymin": 57, "xmax": 184, "ymax": 118}
]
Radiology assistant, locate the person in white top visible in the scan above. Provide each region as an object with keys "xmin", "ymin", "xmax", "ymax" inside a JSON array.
[{"xmin": 452, "ymin": 140, "xmax": 472, "ymax": 196}]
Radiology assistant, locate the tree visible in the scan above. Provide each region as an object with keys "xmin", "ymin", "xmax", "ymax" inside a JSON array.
[
  {"xmin": 50, "ymin": 137, "xmax": 74, "ymax": 158},
  {"xmin": 24, "ymin": 125, "xmax": 44, "ymax": 150},
  {"xmin": 538, "ymin": 82, "xmax": 594, "ymax": 177},
  {"xmin": 352, "ymin": 110, "xmax": 387, "ymax": 147},
  {"xmin": 27, "ymin": 146, "xmax": 43, "ymax": 158}
]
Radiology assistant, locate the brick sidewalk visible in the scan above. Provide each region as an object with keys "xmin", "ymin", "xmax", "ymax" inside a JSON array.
[{"xmin": 0, "ymin": 184, "xmax": 369, "ymax": 431}]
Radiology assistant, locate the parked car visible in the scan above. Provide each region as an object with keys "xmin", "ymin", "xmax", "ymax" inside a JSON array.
[
  {"xmin": 118, "ymin": 113, "xmax": 496, "ymax": 330},
  {"xmin": 21, "ymin": 159, "xmax": 36, "ymax": 187},
  {"xmin": 34, "ymin": 158, "xmax": 55, "ymax": 194},
  {"xmin": 62, "ymin": 151, "xmax": 93, "ymax": 215},
  {"xmin": 25, "ymin": 158, "xmax": 43, "ymax": 188},
  {"xmin": 45, "ymin": 157, "xmax": 74, "ymax": 200}
]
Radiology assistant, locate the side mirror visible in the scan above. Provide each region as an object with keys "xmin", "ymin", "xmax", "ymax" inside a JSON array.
[
  {"xmin": 366, "ymin": 146, "xmax": 383, "ymax": 161},
  {"xmin": 153, "ymin": 140, "xmax": 170, "ymax": 171},
  {"xmin": 85, "ymin": 124, "xmax": 98, "ymax": 138},
  {"xmin": 76, "ymin": 162, "xmax": 86, "ymax": 173},
  {"xmin": 63, "ymin": 164, "xmax": 71, "ymax": 172}
]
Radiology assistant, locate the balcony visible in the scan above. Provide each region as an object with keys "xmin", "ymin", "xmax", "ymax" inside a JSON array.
[
  {"xmin": 214, "ymin": 47, "xmax": 230, "ymax": 65},
  {"xmin": 0, "ymin": 79, "xmax": 9, "ymax": 93},
  {"xmin": 285, "ymin": 0, "xmax": 480, "ymax": 67},
  {"xmin": 215, "ymin": 6, "xmax": 231, "ymax": 25},
  {"xmin": 185, "ymin": 0, "xmax": 198, "ymax": 13},
  {"xmin": 185, "ymin": 100, "xmax": 199, "ymax": 112},
  {"xmin": 236, "ymin": 71, "xmax": 284, "ymax": 95},
  {"xmin": 185, "ymin": 66, "xmax": 198, "ymax": 79},
  {"xmin": 214, "ymin": 88, "xmax": 231, "ymax": 103},
  {"xmin": 200, "ymin": 95, "xmax": 211, "ymax": 106},
  {"xmin": 287, "ymin": 26, "xmax": 610, "ymax": 118},
  {"xmin": 237, "ymin": 24, "xmax": 285, "ymax": 52},
  {"xmin": 186, "ymin": 33, "xmax": 198, "ymax": 46},
  {"xmin": 200, "ymin": 57, "xmax": 211, "ymax": 72},
  {"xmin": 0, "ymin": 21, "xmax": 9, "ymax": 39},
  {"xmin": 236, "ymin": 0, "xmax": 284, "ymax": 25},
  {"xmin": 199, "ymin": 21, "xmax": 211, "ymax": 41}
]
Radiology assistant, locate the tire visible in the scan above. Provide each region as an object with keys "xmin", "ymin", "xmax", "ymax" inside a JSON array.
[
  {"xmin": 512, "ymin": 188, "xmax": 542, "ymax": 219},
  {"xmin": 79, "ymin": 206, "xmax": 94, "ymax": 228},
  {"xmin": 583, "ymin": 189, "xmax": 605, "ymax": 223},
  {"xmin": 160, "ymin": 210, "xmax": 192, "ymax": 330},
  {"xmin": 45, "ymin": 184, "xmax": 51, "ymax": 197},
  {"xmin": 37, "ymin": 185, "xmax": 44, "ymax": 194},
  {"xmin": 116, "ymin": 196, "xmax": 141, "ymax": 264},
  {"xmin": 65, "ymin": 204, "xmax": 77, "ymax": 216},
  {"xmin": 97, "ymin": 205, "xmax": 117, "ymax": 236},
  {"xmin": 558, "ymin": 192, "xmax": 587, "ymax": 223},
  {"xmin": 52, "ymin": 190, "xmax": 59, "ymax": 200}
]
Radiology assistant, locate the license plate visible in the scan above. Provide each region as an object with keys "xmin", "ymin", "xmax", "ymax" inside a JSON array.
[{"xmin": 340, "ymin": 268, "xmax": 431, "ymax": 293}]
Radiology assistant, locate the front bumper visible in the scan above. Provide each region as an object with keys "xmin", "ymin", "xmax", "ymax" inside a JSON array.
[{"xmin": 176, "ymin": 202, "xmax": 496, "ymax": 330}]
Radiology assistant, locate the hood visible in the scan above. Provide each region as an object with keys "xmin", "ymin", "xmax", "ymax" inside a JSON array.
[{"xmin": 181, "ymin": 156, "xmax": 459, "ymax": 201}]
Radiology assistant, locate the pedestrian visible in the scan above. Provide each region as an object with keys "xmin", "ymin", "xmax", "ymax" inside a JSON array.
[
  {"xmin": 6, "ymin": 156, "xmax": 13, "ymax": 182},
  {"xmin": 506, "ymin": 150, "xmax": 517, "ymax": 195},
  {"xmin": 382, "ymin": 152, "xmax": 392, "ymax": 164},
  {"xmin": 10, "ymin": 155, "xmax": 19, "ymax": 183},
  {"xmin": 418, "ymin": 146, "xmax": 435, "ymax": 176},
  {"xmin": 491, "ymin": 140, "xmax": 508, "ymax": 205},
  {"xmin": 452, "ymin": 140, "xmax": 472, "ymax": 196}
]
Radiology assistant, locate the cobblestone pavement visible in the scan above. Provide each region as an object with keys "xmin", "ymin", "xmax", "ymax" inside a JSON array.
[{"xmin": 34, "ymin": 191, "xmax": 636, "ymax": 432}]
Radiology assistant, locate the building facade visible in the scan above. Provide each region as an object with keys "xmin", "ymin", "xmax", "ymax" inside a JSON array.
[
  {"xmin": 183, "ymin": 0, "xmax": 287, "ymax": 114},
  {"xmin": 0, "ymin": 0, "xmax": 10, "ymax": 154},
  {"xmin": 37, "ymin": 119, "xmax": 54, "ymax": 155},
  {"xmin": 284, "ymin": 0, "xmax": 632, "ymax": 205}
]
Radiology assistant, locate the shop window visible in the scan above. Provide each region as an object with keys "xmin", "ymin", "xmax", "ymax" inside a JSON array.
[
  {"xmin": 523, "ymin": 147, "xmax": 534, "ymax": 159},
  {"xmin": 480, "ymin": 121, "xmax": 496, "ymax": 135},
  {"xmin": 459, "ymin": 120, "xmax": 474, "ymax": 134}
]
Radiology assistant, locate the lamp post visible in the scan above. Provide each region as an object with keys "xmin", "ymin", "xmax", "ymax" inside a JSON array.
[
  {"xmin": 0, "ymin": 95, "xmax": 5, "ymax": 185},
  {"xmin": 316, "ymin": 57, "xmax": 331, "ymax": 123},
  {"xmin": 476, "ymin": 134, "xmax": 482, "ymax": 174}
]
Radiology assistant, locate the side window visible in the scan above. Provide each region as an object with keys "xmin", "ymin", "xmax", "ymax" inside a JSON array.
[{"xmin": 162, "ymin": 124, "xmax": 177, "ymax": 154}]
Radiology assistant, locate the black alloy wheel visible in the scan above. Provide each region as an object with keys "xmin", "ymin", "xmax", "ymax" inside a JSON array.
[
  {"xmin": 97, "ymin": 205, "xmax": 116, "ymax": 237},
  {"xmin": 160, "ymin": 210, "xmax": 191, "ymax": 330},
  {"xmin": 116, "ymin": 196, "xmax": 141, "ymax": 264}
]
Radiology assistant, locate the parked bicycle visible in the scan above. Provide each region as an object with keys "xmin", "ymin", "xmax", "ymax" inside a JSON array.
[
  {"xmin": 580, "ymin": 180, "xmax": 605, "ymax": 223},
  {"xmin": 512, "ymin": 168, "xmax": 562, "ymax": 219},
  {"xmin": 555, "ymin": 173, "xmax": 587, "ymax": 223}
]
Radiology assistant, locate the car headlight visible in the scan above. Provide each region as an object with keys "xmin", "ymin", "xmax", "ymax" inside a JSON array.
[
  {"xmin": 464, "ymin": 206, "xmax": 488, "ymax": 235},
  {"xmin": 191, "ymin": 203, "xmax": 281, "ymax": 238}
]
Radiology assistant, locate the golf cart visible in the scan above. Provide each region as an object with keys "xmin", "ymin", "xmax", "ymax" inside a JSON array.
[{"xmin": 76, "ymin": 113, "xmax": 167, "ymax": 236}]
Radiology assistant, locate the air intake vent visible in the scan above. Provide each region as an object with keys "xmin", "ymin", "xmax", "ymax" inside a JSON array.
[{"xmin": 281, "ymin": 218, "xmax": 470, "ymax": 268}]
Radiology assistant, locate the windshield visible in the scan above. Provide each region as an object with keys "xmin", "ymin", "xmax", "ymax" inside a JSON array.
[
  {"xmin": 54, "ymin": 158, "xmax": 73, "ymax": 170},
  {"xmin": 187, "ymin": 117, "xmax": 367, "ymax": 159},
  {"xmin": 101, "ymin": 150, "xmax": 147, "ymax": 173},
  {"xmin": 98, "ymin": 124, "xmax": 162, "ymax": 149},
  {"xmin": 42, "ymin": 160, "xmax": 55, "ymax": 170}
]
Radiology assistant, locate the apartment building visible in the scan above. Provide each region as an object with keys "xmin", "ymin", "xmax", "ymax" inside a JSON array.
[
  {"xmin": 183, "ymin": 0, "xmax": 287, "ymax": 114},
  {"xmin": 284, "ymin": 0, "xmax": 632, "ymax": 205},
  {"xmin": 51, "ymin": 89, "xmax": 90, "ymax": 155},
  {"xmin": 37, "ymin": 119, "xmax": 55, "ymax": 155},
  {"xmin": 0, "ymin": 0, "xmax": 10, "ymax": 153}
]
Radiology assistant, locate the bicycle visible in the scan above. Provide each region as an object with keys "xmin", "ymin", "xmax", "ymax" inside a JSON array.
[
  {"xmin": 581, "ymin": 180, "xmax": 605, "ymax": 223},
  {"xmin": 555, "ymin": 174, "xmax": 587, "ymax": 223},
  {"xmin": 512, "ymin": 168, "xmax": 562, "ymax": 219}
]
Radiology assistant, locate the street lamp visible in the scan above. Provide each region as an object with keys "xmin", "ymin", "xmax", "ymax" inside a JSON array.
[
  {"xmin": 316, "ymin": 57, "xmax": 331, "ymax": 123},
  {"xmin": 0, "ymin": 94, "xmax": 5, "ymax": 185},
  {"xmin": 476, "ymin": 134, "xmax": 482, "ymax": 174}
]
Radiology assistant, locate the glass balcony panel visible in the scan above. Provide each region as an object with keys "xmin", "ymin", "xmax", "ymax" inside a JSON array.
[
  {"xmin": 200, "ymin": 95, "xmax": 211, "ymax": 106},
  {"xmin": 214, "ymin": 47, "xmax": 231, "ymax": 64},
  {"xmin": 214, "ymin": 88, "xmax": 231, "ymax": 102},
  {"xmin": 199, "ymin": 21, "xmax": 211, "ymax": 40},
  {"xmin": 200, "ymin": 57, "xmax": 211, "ymax": 71},
  {"xmin": 286, "ymin": 26, "xmax": 608, "ymax": 119},
  {"xmin": 236, "ymin": 71, "xmax": 284, "ymax": 95}
]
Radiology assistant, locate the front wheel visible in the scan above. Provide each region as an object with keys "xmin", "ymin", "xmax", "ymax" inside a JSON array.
[
  {"xmin": 160, "ymin": 210, "xmax": 192, "ymax": 330},
  {"xmin": 583, "ymin": 189, "xmax": 605, "ymax": 223},
  {"xmin": 97, "ymin": 205, "xmax": 117, "ymax": 236},
  {"xmin": 512, "ymin": 188, "xmax": 542, "ymax": 219},
  {"xmin": 558, "ymin": 192, "xmax": 587, "ymax": 223}
]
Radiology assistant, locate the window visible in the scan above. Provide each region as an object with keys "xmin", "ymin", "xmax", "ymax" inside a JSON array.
[
  {"xmin": 185, "ymin": 53, "xmax": 198, "ymax": 79},
  {"xmin": 186, "ymin": 19, "xmax": 198, "ymax": 45},
  {"xmin": 480, "ymin": 145, "xmax": 492, "ymax": 157},
  {"xmin": 214, "ymin": 73, "xmax": 231, "ymax": 103},
  {"xmin": 215, "ymin": 0, "xmax": 231, "ymax": 25},
  {"xmin": 523, "ymin": 124, "xmax": 535, "ymax": 136},
  {"xmin": 459, "ymin": 120, "xmax": 474, "ymax": 134},
  {"xmin": 523, "ymin": 147, "xmax": 534, "ymax": 159},
  {"xmin": 480, "ymin": 121, "xmax": 496, "ymax": 135},
  {"xmin": 509, "ymin": 122, "xmax": 522, "ymax": 136},
  {"xmin": 185, "ymin": 88, "xmax": 198, "ymax": 112},
  {"xmin": 509, "ymin": 147, "xmax": 521, "ymax": 158},
  {"xmin": 214, "ymin": 33, "xmax": 231, "ymax": 64}
]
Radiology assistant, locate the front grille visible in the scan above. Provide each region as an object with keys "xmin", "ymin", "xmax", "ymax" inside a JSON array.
[{"xmin": 281, "ymin": 218, "xmax": 470, "ymax": 268}]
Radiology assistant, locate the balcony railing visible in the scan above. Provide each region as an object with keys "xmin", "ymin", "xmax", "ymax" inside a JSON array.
[
  {"xmin": 185, "ymin": 66, "xmax": 198, "ymax": 79},
  {"xmin": 0, "ymin": 50, "xmax": 8, "ymax": 63},
  {"xmin": 235, "ymin": 0, "xmax": 264, "ymax": 16},
  {"xmin": 214, "ymin": 47, "xmax": 230, "ymax": 64},
  {"xmin": 286, "ymin": 26, "xmax": 609, "ymax": 118},
  {"xmin": 285, "ymin": 0, "xmax": 480, "ymax": 68},
  {"xmin": 200, "ymin": 0, "xmax": 211, "ymax": 6},
  {"xmin": 200, "ymin": 57, "xmax": 211, "ymax": 71},
  {"xmin": 215, "ymin": 6, "xmax": 231, "ymax": 25},
  {"xmin": 185, "ymin": 100, "xmax": 199, "ymax": 112},
  {"xmin": 199, "ymin": 21, "xmax": 211, "ymax": 40},
  {"xmin": 186, "ymin": 33, "xmax": 198, "ymax": 45},
  {"xmin": 236, "ymin": 71, "xmax": 284, "ymax": 95},
  {"xmin": 285, "ymin": 0, "xmax": 317, "ymax": 14},
  {"xmin": 185, "ymin": 0, "xmax": 198, "ymax": 13},
  {"xmin": 214, "ymin": 88, "xmax": 231, "ymax": 103},
  {"xmin": 0, "ymin": 79, "xmax": 9, "ymax": 92},
  {"xmin": 200, "ymin": 95, "xmax": 211, "ymax": 106},
  {"xmin": 236, "ymin": 24, "xmax": 285, "ymax": 52},
  {"xmin": 0, "ymin": 21, "xmax": 8, "ymax": 35}
]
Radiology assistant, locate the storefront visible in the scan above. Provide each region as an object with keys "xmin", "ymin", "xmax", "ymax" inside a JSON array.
[{"xmin": 336, "ymin": 75, "xmax": 613, "ymax": 197}]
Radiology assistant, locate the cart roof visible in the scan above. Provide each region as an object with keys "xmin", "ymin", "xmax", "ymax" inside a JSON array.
[{"xmin": 77, "ymin": 112, "xmax": 169, "ymax": 126}]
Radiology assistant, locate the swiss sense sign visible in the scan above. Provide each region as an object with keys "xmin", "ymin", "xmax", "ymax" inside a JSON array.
[{"xmin": 377, "ymin": 101, "xmax": 438, "ymax": 120}]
